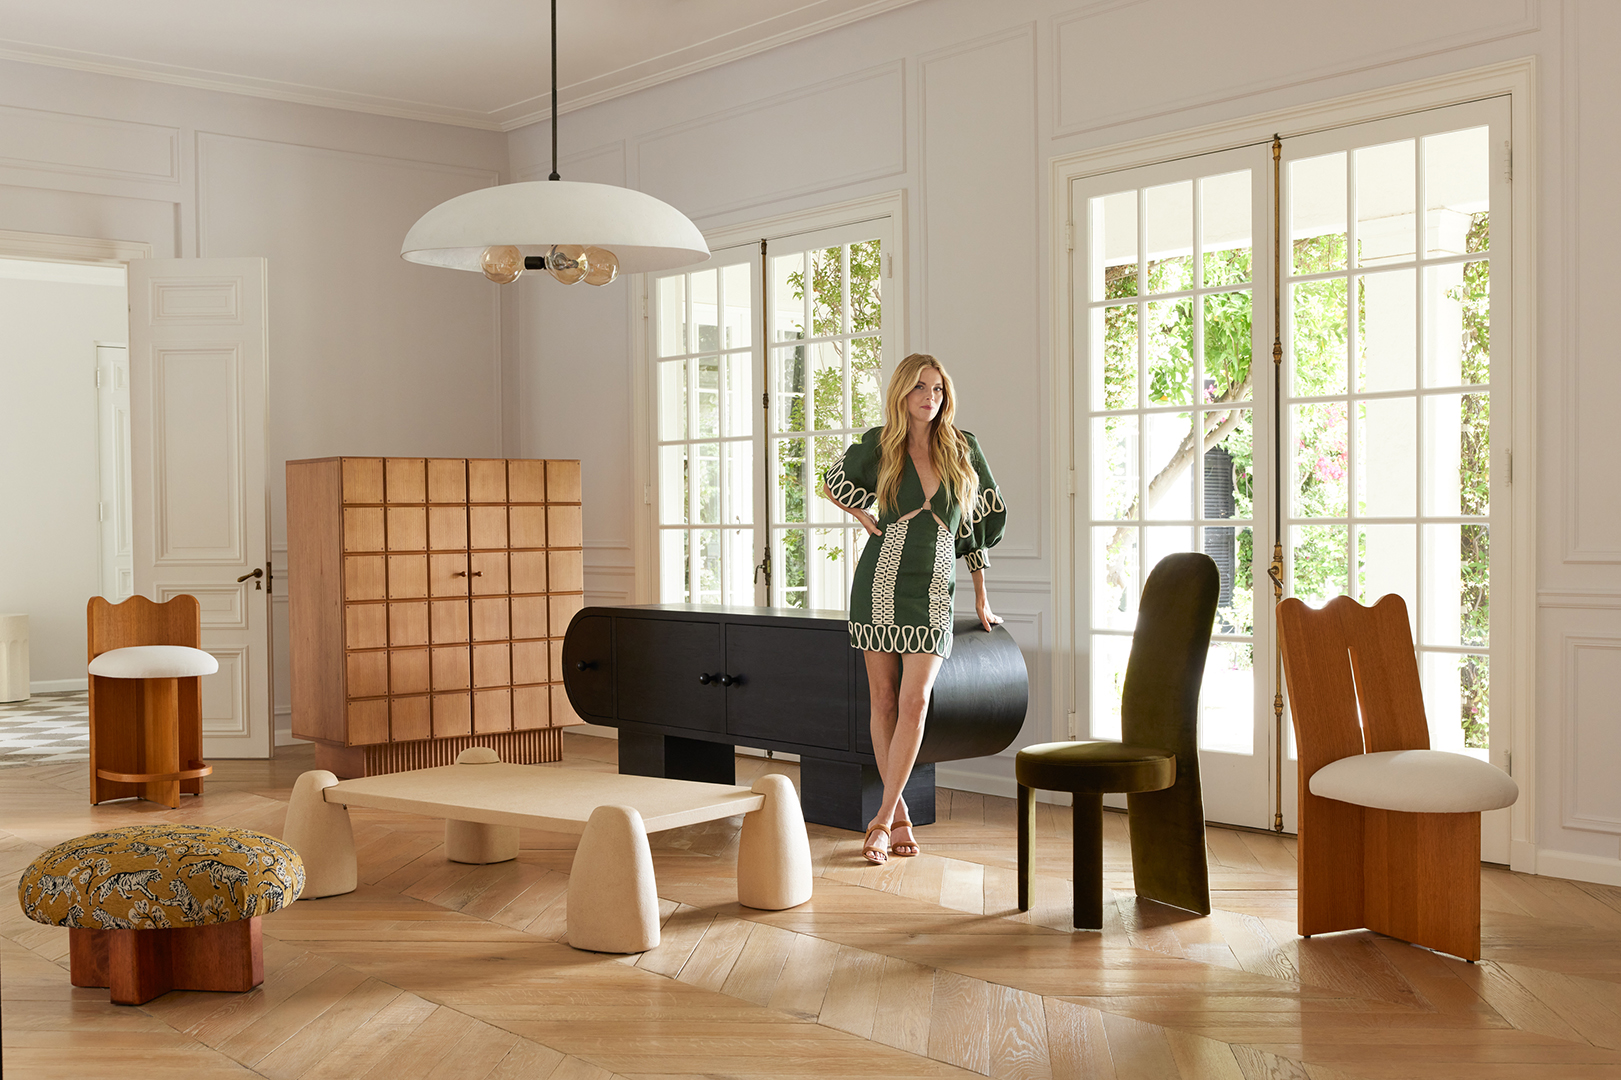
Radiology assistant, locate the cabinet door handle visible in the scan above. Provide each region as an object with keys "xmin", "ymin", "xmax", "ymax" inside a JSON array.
[
  {"xmin": 576, "ymin": 660, "xmax": 595, "ymax": 672},
  {"xmin": 452, "ymin": 570, "xmax": 467, "ymax": 577},
  {"xmin": 470, "ymin": 571, "xmax": 484, "ymax": 577},
  {"xmin": 718, "ymin": 673, "xmax": 735, "ymax": 687},
  {"xmin": 698, "ymin": 672, "xmax": 712, "ymax": 685}
]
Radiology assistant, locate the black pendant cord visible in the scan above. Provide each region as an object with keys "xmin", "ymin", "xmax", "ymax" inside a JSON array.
[{"xmin": 548, "ymin": 0, "xmax": 560, "ymax": 181}]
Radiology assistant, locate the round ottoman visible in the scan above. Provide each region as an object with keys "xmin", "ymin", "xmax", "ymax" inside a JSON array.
[{"xmin": 17, "ymin": 823, "xmax": 305, "ymax": 1004}]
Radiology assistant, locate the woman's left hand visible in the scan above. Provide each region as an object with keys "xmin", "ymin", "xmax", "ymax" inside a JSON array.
[{"xmin": 976, "ymin": 596, "xmax": 1003, "ymax": 632}]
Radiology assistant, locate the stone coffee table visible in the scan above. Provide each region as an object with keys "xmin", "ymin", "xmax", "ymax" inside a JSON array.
[{"xmin": 283, "ymin": 747, "xmax": 811, "ymax": 952}]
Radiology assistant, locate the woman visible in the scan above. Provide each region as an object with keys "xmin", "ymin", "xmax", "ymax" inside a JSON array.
[{"xmin": 822, "ymin": 353, "xmax": 1007, "ymax": 863}]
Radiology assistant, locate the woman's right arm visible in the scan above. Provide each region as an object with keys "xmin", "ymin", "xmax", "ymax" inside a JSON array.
[{"xmin": 823, "ymin": 483, "xmax": 880, "ymax": 536}]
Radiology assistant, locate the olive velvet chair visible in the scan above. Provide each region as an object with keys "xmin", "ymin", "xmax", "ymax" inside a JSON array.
[{"xmin": 1017, "ymin": 551, "xmax": 1220, "ymax": 930}]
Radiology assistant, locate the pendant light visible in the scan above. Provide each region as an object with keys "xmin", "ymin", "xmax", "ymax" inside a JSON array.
[{"xmin": 400, "ymin": 0, "xmax": 709, "ymax": 285}]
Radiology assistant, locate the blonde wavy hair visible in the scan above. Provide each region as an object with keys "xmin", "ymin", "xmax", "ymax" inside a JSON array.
[{"xmin": 876, "ymin": 353, "xmax": 976, "ymax": 515}]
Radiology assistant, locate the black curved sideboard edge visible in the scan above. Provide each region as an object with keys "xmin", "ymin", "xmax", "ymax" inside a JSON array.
[{"xmin": 560, "ymin": 603, "xmax": 1029, "ymax": 832}]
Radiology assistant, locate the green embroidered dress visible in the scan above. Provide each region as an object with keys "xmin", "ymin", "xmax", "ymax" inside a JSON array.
[{"xmin": 825, "ymin": 427, "xmax": 1007, "ymax": 658}]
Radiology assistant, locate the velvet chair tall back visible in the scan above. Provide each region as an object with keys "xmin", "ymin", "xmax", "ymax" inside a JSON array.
[
  {"xmin": 1278, "ymin": 593, "xmax": 1518, "ymax": 961},
  {"xmin": 1120, "ymin": 551, "xmax": 1221, "ymax": 916},
  {"xmin": 87, "ymin": 595, "xmax": 208, "ymax": 806}
]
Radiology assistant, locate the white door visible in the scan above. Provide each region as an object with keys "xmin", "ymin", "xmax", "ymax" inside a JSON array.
[
  {"xmin": 96, "ymin": 344, "xmax": 134, "ymax": 602},
  {"xmin": 128, "ymin": 258, "xmax": 272, "ymax": 759}
]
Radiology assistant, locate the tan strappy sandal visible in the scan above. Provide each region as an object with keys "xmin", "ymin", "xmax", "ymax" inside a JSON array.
[
  {"xmin": 891, "ymin": 819, "xmax": 919, "ymax": 858},
  {"xmin": 862, "ymin": 823, "xmax": 891, "ymax": 864}
]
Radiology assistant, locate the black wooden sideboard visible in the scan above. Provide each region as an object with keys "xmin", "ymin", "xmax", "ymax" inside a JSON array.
[{"xmin": 560, "ymin": 604, "xmax": 1029, "ymax": 831}]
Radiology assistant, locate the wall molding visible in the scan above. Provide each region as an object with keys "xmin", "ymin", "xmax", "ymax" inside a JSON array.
[
  {"xmin": 0, "ymin": 228, "xmax": 151, "ymax": 265},
  {"xmin": 1051, "ymin": 0, "xmax": 1538, "ymax": 138},
  {"xmin": 1539, "ymin": 589, "xmax": 1621, "ymax": 609},
  {"xmin": 1561, "ymin": 634, "xmax": 1621, "ymax": 835},
  {"xmin": 29, "ymin": 678, "xmax": 88, "ymax": 694},
  {"xmin": 1535, "ymin": 846, "xmax": 1621, "ymax": 888},
  {"xmin": 0, "ymin": 101, "xmax": 179, "ymax": 184}
]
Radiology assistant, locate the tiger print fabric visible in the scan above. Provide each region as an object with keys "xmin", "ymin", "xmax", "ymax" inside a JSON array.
[{"xmin": 16, "ymin": 824, "xmax": 304, "ymax": 930}]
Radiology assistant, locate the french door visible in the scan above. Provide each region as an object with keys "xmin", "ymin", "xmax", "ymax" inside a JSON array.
[
  {"xmin": 650, "ymin": 218, "xmax": 898, "ymax": 611},
  {"xmin": 1071, "ymin": 97, "xmax": 1513, "ymax": 843}
]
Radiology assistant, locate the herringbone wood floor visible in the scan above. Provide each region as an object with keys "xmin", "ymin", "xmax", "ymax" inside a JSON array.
[{"xmin": 4, "ymin": 735, "xmax": 1620, "ymax": 1079}]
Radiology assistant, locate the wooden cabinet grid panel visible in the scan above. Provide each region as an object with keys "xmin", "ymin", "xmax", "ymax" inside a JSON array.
[{"xmin": 290, "ymin": 456, "xmax": 583, "ymax": 774}]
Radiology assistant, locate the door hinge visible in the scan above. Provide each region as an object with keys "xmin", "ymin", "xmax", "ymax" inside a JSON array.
[
  {"xmin": 94, "ymin": 367, "xmax": 102, "ymax": 389},
  {"xmin": 1503, "ymin": 139, "xmax": 1513, "ymax": 183},
  {"xmin": 1506, "ymin": 449, "xmax": 1513, "ymax": 484},
  {"xmin": 1064, "ymin": 222, "xmax": 1075, "ymax": 252},
  {"xmin": 641, "ymin": 294, "xmax": 648, "ymax": 320},
  {"xmin": 97, "ymin": 501, "xmax": 106, "ymax": 522},
  {"xmin": 643, "ymin": 484, "xmax": 651, "ymax": 505},
  {"xmin": 1503, "ymin": 749, "xmax": 1512, "ymax": 775},
  {"xmin": 762, "ymin": 391, "xmax": 769, "ymax": 411},
  {"xmin": 1066, "ymin": 469, "xmax": 1076, "ymax": 497},
  {"xmin": 884, "ymin": 252, "xmax": 893, "ymax": 279},
  {"xmin": 1066, "ymin": 710, "xmax": 1079, "ymax": 739},
  {"xmin": 266, "ymin": 565, "xmax": 273, "ymax": 596}
]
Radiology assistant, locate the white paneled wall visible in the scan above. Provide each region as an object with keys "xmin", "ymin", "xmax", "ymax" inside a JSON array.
[
  {"xmin": 0, "ymin": 57, "xmax": 509, "ymax": 748},
  {"xmin": 510, "ymin": 0, "xmax": 1621, "ymax": 886}
]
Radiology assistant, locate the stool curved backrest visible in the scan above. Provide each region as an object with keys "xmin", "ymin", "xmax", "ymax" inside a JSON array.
[
  {"xmin": 87, "ymin": 595, "xmax": 204, "ymax": 806},
  {"xmin": 1120, "ymin": 551, "xmax": 1221, "ymax": 917}
]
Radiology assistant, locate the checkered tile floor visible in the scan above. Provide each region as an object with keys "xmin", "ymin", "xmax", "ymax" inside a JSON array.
[{"xmin": 0, "ymin": 690, "xmax": 90, "ymax": 769}]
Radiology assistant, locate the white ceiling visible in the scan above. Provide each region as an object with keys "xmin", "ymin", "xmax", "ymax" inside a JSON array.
[{"xmin": 0, "ymin": 0, "xmax": 922, "ymax": 131}]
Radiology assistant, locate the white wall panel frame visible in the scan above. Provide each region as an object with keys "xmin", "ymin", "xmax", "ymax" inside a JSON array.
[
  {"xmin": 1560, "ymin": 633, "xmax": 1621, "ymax": 834},
  {"xmin": 1050, "ymin": 58, "xmax": 1539, "ymax": 868}
]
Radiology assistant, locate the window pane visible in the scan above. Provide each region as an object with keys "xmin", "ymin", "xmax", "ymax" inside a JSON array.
[
  {"xmin": 1204, "ymin": 524, "xmax": 1253, "ymax": 635},
  {"xmin": 691, "ymin": 269, "xmax": 720, "ymax": 352},
  {"xmin": 850, "ymin": 336, "xmax": 883, "ymax": 428},
  {"xmin": 1424, "ymin": 260, "xmax": 1489, "ymax": 387},
  {"xmin": 1145, "ymin": 412, "xmax": 1193, "ymax": 520},
  {"xmin": 1144, "ymin": 526, "xmax": 1195, "ymax": 580},
  {"xmin": 1201, "ymin": 170, "xmax": 1252, "ymax": 287},
  {"xmin": 658, "ymin": 275, "xmax": 686, "ymax": 357},
  {"xmin": 724, "ymin": 528, "xmax": 754, "ymax": 603},
  {"xmin": 1092, "ymin": 303, "xmax": 1138, "ymax": 411},
  {"xmin": 810, "ymin": 436, "xmax": 847, "ymax": 524},
  {"xmin": 1144, "ymin": 180, "xmax": 1193, "ymax": 294},
  {"xmin": 1422, "ymin": 651, "xmax": 1488, "ymax": 755},
  {"xmin": 658, "ymin": 360, "xmax": 686, "ymax": 441},
  {"xmin": 725, "ymin": 352, "xmax": 751, "ymax": 438},
  {"xmin": 810, "ymin": 246, "xmax": 845, "ymax": 336},
  {"xmin": 1091, "ymin": 415, "xmax": 1138, "ymax": 521},
  {"xmin": 850, "ymin": 239, "xmax": 882, "ymax": 334},
  {"xmin": 722, "ymin": 262, "xmax": 752, "ymax": 348},
  {"xmin": 773, "ymin": 344, "xmax": 806, "ymax": 433},
  {"xmin": 1358, "ymin": 524, "xmax": 1416, "ymax": 608},
  {"xmin": 1355, "ymin": 139, "xmax": 1416, "ymax": 266},
  {"xmin": 1291, "ymin": 524, "xmax": 1349, "ymax": 606},
  {"xmin": 810, "ymin": 527, "xmax": 852, "ymax": 610},
  {"xmin": 1359, "ymin": 397, "xmax": 1416, "ymax": 517},
  {"xmin": 1291, "ymin": 401, "xmax": 1348, "ymax": 518},
  {"xmin": 809, "ymin": 341, "xmax": 845, "ymax": 432},
  {"xmin": 724, "ymin": 440, "xmax": 752, "ymax": 526},
  {"xmin": 1291, "ymin": 279, "xmax": 1348, "ymax": 396},
  {"xmin": 697, "ymin": 355, "xmax": 719, "ymax": 438},
  {"xmin": 1203, "ymin": 291, "xmax": 1252, "ymax": 402},
  {"xmin": 775, "ymin": 436, "xmax": 806, "ymax": 524},
  {"xmin": 1146, "ymin": 299, "xmax": 1193, "ymax": 406},
  {"xmin": 1089, "ymin": 634, "xmax": 1131, "ymax": 741},
  {"xmin": 694, "ymin": 529, "xmax": 721, "ymax": 604},
  {"xmin": 659, "ymin": 444, "xmax": 686, "ymax": 524},
  {"xmin": 1093, "ymin": 526, "xmax": 1137, "ymax": 631},
  {"xmin": 659, "ymin": 530, "xmax": 688, "ymax": 602},
  {"xmin": 1290, "ymin": 152, "xmax": 1347, "ymax": 274},
  {"xmin": 772, "ymin": 252, "xmax": 806, "ymax": 341},
  {"xmin": 1091, "ymin": 190, "xmax": 1138, "ymax": 301},
  {"xmin": 777, "ymin": 527, "xmax": 807, "ymax": 609},
  {"xmin": 1358, "ymin": 268, "xmax": 1416, "ymax": 392},
  {"xmin": 1203, "ymin": 410, "xmax": 1252, "ymax": 521},
  {"xmin": 1200, "ymin": 642, "xmax": 1254, "ymax": 754},
  {"xmin": 1424, "ymin": 127, "xmax": 1490, "ymax": 258},
  {"xmin": 693, "ymin": 443, "xmax": 720, "ymax": 524},
  {"xmin": 1421, "ymin": 524, "xmax": 1488, "ymax": 648},
  {"xmin": 1423, "ymin": 393, "xmax": 1489, "ymax": 517}
]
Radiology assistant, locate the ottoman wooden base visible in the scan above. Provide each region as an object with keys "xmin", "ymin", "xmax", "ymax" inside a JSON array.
[{"xmin": 70, "ymin": 917, "xmax": 264, "ymax": 1005}]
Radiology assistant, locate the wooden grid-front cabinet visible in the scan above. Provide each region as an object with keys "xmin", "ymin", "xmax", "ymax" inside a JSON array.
[{"xmin": 288, "ymin": 457, "xmax": 585, "ymax": 777}]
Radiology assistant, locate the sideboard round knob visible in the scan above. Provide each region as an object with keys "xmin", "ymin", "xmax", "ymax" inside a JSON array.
[
  {"xmin": 576, "ymin": 660, "xmax": 595, "ymax": 672},
  {"xmin": 698, "ymin": 672, "xmax": 712, "ymax": 684},
  {"xmin": 719, "ymin": 673, "xmax": 735, "ymax": 687}
]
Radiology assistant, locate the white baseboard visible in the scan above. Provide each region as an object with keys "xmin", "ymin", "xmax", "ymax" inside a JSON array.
[
  {"xmin": 30, "ymin": 678, "xmax": 88, "ymax": 694},
  {"xmin": 1534, "ymin": 847, "xmax": 1621, "ymax": 887}
]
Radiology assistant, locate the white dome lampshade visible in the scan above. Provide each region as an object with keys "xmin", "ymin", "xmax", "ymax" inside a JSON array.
[{"xmin": 400, "ymin": 180, "xmax": 710, "ymax": 280}]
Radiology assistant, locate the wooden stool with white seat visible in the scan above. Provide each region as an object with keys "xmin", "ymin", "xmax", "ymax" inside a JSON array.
[{"xmin": 87, "ymin": 595, "xmax": 216, "ymax": 808}]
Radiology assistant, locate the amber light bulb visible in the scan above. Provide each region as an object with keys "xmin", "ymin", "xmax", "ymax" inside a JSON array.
[
  {"xmin": 480, "ymin": 245, "xmax": 524, "ymax": 283},
  {"xmin": 583, "ymin": 247, "xmax": 619, "ymax": 286},
  {"xmin": 546, "ymin": 244, "xmax": 588, "ymax": 285}
]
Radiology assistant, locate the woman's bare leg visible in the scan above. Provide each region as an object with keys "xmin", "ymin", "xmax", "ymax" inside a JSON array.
[
  {"xmin": 869, "ymin": 651, "xmax": 944, "ymax": 848},
  {"xmin": 862, "ymin": 651, "xmax": 901, "ymax": 861}
]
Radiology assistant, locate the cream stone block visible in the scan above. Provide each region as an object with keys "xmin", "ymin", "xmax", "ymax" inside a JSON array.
[
  {"xmin": 567, "ymin": 804, "xmax": 659, "ymax": 954},
  {"xmin": 736, "ymin": 773, "xmax": 813, "ymax": 910},
  {"xmin": 445, "ymin": 819, "xmax": 519, "ymax": 863},
  {"xmin": 284, "ymin": 770, "xmax": 357, "ymax": 898}
]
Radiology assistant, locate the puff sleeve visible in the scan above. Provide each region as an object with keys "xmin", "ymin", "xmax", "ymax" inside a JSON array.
[
  {"xmin": 824, "ymin": 427, "xmax": 880, "ymax": 512},
  {"xmin": 956, "ymin": 432, "xmax": 1007, "ymax": 572}
]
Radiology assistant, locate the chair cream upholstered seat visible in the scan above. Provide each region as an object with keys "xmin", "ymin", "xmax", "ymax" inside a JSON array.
[
  {"xmin": 88, "ymin": 645, "xmax": 218, "ymax": 680},
  {"xmin": 1309, "ymin": 749, "xmax": 1519, "ymax": 814}
]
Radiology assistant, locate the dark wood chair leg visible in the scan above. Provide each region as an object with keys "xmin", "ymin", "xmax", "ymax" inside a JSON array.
[
  {"xmin": 1017, "ymin": 784, "xmax": 1035, "ymax": 911},
  {"xmin": 1073, "ymin": 794, "xmax": 1105, "ymax": 931}
]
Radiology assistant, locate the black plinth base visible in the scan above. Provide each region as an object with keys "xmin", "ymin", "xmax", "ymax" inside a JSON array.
[{"xmin": 618, "ymin": 731, "xmax": 737, "ymax": 786}]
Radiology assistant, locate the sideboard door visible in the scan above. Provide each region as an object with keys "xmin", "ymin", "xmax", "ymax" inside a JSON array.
[
  {"xmin": 724, "ymin": 624, "xmax": 850, "ymax": 750},
  {"xmin": 614, "ymin": 618, "xmax": 724, "ymax": 732},
  {"xmin": 561, "ymin": 614, "xmax": 614, "ymax": 720}
]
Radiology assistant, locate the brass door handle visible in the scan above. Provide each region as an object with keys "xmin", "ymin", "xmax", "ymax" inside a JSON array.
[{"xmin": 236, "ymin": 567, "xmax": 264, "ymax": 591}]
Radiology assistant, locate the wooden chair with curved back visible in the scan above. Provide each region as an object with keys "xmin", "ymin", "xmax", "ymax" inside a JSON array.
[
  {"xmin": 1276, "ymin": 594, "xmax": 1518, "ymax": 961},
  {"xmin": 87, "ymin": 595, "xmax": 215, "ymax": 807}
]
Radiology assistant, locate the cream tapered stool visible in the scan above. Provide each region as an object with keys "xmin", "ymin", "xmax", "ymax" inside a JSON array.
[{"xmin": 88, "ymin": 643, "xmax": 216, "ymax": 808}]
